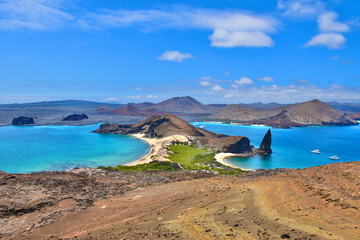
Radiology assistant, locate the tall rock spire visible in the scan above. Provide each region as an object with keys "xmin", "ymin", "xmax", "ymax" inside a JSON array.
[{"xmin": 259, "ymin": 129, "xmax": 272, "ymax": 155}]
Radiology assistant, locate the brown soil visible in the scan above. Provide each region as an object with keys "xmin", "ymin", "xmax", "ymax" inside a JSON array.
[{"xmin": 2, "ymin": 162, "xmax": 360, "ymax": 240}]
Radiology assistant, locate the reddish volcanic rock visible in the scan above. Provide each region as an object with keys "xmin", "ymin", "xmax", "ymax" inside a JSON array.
[
  {"xmin": 111, "ymin": 105, "xmax": 146, "ymax": 116},
  {"xmin": 350, "ymin": 112, "xmax": 360, "ymax": 120}
]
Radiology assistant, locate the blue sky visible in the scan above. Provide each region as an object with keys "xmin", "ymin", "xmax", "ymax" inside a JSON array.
[{"xmin": 0, "ymin": 0, "xmax": 360, "ymax": 104}]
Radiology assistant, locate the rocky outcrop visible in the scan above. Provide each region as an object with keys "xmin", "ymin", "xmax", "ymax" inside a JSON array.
[
  {"xmin": 11, "ymin": 116, "xmax": 35, "ymax": 126},
  {"xmin": 200, "ymin": 135, "xmax": 252, "ymax": 153},
  {"xmin": 259, "ymin": 129, "xmax": 272, "ymax": 155},
  {"xmin": 62, "ymin": 114, "xmax": 89, "ymax": 121}
]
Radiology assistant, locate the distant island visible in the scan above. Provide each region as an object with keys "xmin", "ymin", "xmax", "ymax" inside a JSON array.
[{"xmin": 1, "ymin": 97, "xmax": 359, "ymax": 128}]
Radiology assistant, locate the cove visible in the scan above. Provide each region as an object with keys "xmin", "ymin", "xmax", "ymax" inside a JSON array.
[
  {"xmin": 192, "ymin": 122, "xmax": 360, "ymax": 170},
  {"xmin": 0, "ymin": 125, "xmax": 149, "ymax": 173}
]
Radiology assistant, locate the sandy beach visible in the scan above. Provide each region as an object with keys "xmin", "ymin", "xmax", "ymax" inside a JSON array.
[
  {"xmin": 126, "ymin": 134, "xmax": 191, "ymax": 166},
  {"xmin": 215, "ymin": 152, "xmax": 254, "ymax": 171}
]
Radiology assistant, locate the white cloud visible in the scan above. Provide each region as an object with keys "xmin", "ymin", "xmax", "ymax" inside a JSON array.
[
  {"xmin": 203, "ymin": 83, "xmax": 360, "ymax": 103},
  {"xmin": 209, "ymin": 29, "xmax": 274, "ymax": 48},
  {"xmin": 304, "ymin": 10, "xmax": 350, "ymax": 49},
  {"xmin": 104, "ymin": 97, "xmax": 119, "ymax": 102},
  {"xmin": 211, "ymin": 85, "xmax": 224, "ymax": 91},
  {"xmin": 200, "ymin": 81, "xmax": 212, "ymax": 86},
  {"xmin": 0, "ymin": 0, "xmax": 74, "ymax": 30},
  {"xmin": 224, "ymin": 70, "xmax": 231, "ymax": 76},
  {"xmin": 235, "ymin": 77, "xmax": 254, "ymax": 86},
  {"xmin": 305, "ymin": 32, "xmax": 346, "ymax": 49},
  {"xmin": 231, "ymin": 84, "xmax": 238, "ymax": 89},
  {"xmin": 157, "ymin": 50, "xmax": 193, "ymax": 62},
  {"xmin": 318, "ymin": 11, "xmax": 350, "ymax": 32},
  {"xmin": 134, "ymin": 87, "xmax": 141, "ymax": 91},
  {"xmin": 126, "ymin": 94, "xmax": 159, "ymax": 99},
  {"xmin": 81, "ymin": 6, "xmax": 279, "ymax": 48},
  {"xmin": 278, "ymin": 0, "xmax": 324, "ymax": 17},
  {"xmin": 257, "ymin": 76, "xmax": 274, "ymax": 82},
  {"xmin": 201, "ymin": 76, "xmax": 212, "ymax": 80}
]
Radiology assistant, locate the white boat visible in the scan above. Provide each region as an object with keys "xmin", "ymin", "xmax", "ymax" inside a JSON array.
[
  {"xmin": 193, "ymin": 123, "xmax": 199, "ymax": 126},
  {"xmin": 199, "ymin": 125, "xmax": 206, "ymax": 129},
  {"xmin": 311, "ymin": 149, "xmax": 320, "ymax": 154},
  {"xmin": 330, "ymin": 155, "xmax": 340, "ymax": 160}
]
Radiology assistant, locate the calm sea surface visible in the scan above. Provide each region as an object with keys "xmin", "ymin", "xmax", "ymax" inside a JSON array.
[
  {"xmin": 0, "ymin": 125, "xmax": 149, "ymax": 173},
  {"xmin": 1, "ymin": 122, "xmax": 359, "ymax": 173},
  {"xmin": 192, "ymin": 122, "xmax": 360, "ymax": 170}
]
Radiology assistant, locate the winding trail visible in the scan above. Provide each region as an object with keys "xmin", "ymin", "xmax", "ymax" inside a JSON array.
[{"xmin": 17, "ymin": 162, "xmax": 360, "ymax": 240}]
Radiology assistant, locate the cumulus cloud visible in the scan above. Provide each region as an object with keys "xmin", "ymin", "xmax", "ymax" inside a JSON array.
[
  {"xmin": 81, "ymin": 6, "xmax": 279, "ymax": 48},
  {"xmin": 211, "ymin": 85, "xmax": 224, "ymax": 91},
  {"xmin": 318, "ymin": 11, "xmax": 350, "ymax": 32},
  {"xmin": 157, "ymin": 50, "xmax": 193, "ymax": 62},
  {"xmin": 305, "ymin": 10, "xmax": 350, "ymax": 49},
  {"xmin": 257, "ymin": 76, "xmax": 274, "ymax": 82},
  {"xmin": 0, "ymin": 4, "xmax": 279, "ymax": 48},
  {"xmin": 200, "ymin": 81, "xmax": 212, "ymax": 86},
  {"xmin": 0, "ymin": 0, "xmax": 74, "ymax": 30},
  {"xmin": 277, "ymin": 0, "xmax": 325, "ymax": 17},
  {"xmin": 305, "ymin": 32, "xmax": 346, "ymax": 49},
  {"xmin": 209, "ymin": 29, "xmax": 274, "ymax": 48},
  {"xmin": 234, "ymin": 77, "xmax": 254, "ymax": 86}
]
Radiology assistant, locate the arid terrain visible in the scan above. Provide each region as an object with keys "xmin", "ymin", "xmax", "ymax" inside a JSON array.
[{"xmin": 1, "ymin": 161, "xmax": 359, "ymax": 240}]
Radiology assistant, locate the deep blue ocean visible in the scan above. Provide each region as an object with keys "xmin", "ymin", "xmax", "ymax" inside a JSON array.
[
  {"xmin": 192, "ymin": 122, "xmax": 360, "ymax": 170},
  {"xmin": 0, "ymin": 125, "xmax": 149, "ymax": 173}
]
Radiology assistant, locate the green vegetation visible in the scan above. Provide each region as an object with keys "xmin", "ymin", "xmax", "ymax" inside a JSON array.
[
  {"xmin": 167, "ymin": 144, "xmax": 243, "ymax": 175},
  {"xmin": 98, "ymin": 161, "xmax": 180, "ymax": 171},
  {"xmin": 99, "ymin": 141, "xmax": 243, "ymax": 175}
]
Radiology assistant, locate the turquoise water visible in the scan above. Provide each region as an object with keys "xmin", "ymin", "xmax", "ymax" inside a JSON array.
[
  {"xmin": 192, "ymin": 122, "xmax": 360, "ymax": 170},
  {"xmin": 0, "ymin": 125, "xmax": 149, "ymax": 173}
]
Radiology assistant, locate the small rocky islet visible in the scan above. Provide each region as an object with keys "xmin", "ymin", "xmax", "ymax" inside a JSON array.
[{"xmin": 94, "ymin": 113, "xmax": 272, "ymax": 156}]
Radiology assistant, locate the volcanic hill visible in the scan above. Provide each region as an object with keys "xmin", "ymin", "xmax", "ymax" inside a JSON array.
[{"xmin": 211, "ymin": 99, "xmax": 358, "ymax": 127}]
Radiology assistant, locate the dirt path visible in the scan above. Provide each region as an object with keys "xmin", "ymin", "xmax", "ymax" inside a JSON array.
[{"xmin": 5, "ymin": 162, "xmax": 360, "ymax": 240}]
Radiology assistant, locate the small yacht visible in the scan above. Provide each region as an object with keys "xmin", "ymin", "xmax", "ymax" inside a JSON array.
[
  {"xmin": 330, "ymin": 155, "xmax": 340, "ymax": 160},
  {"xmin": 311, "ymin": 149, "xmax": 320, "ymax": 154},
  {"xmin": 199, "ymin": 125, "xmax": 206, "ymax": 129},
  {"xmin": 193, "ymin": 123, "xmax": 199, "ymax": 126}
]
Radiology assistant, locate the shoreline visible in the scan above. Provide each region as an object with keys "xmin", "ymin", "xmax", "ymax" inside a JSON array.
[
  {"xmin": 125, "ymin": 134, "xmax": 191, "ymax": 166},
  {"xmin": 215, "ymin": 153, "xmax": 255, "ymax": 171}
]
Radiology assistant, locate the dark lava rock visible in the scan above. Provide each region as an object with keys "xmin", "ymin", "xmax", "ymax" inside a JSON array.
[
  {"xmin": 62, "ymin": 113, "xmax": 89, "ymax": 121},
  {"xmin": 281, "ymin": 233, "xmax": 291, "ymax": 239},
  {"xmin": 199, "ymin": 135, "xmax": 252, "ymax": 154},
  {"xmin": 11, "ymin": 116, "xmax": 35, "ymax": 126},
  {"xmin": 259, "ymin": 129, "xmax": 272, "ymax": 155}
]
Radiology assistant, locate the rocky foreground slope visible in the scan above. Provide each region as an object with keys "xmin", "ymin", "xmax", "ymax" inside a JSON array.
[
  {"xmin": 94, "ymin": 113, "xmax": 271, "ymax": 155},
  {"xmin": 1, "ymin": 162, "xmax": 359, "ymax": 239},
  {"xmin": 212, "ymin": 99, "xmax": 358, "ymax": 128}
]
